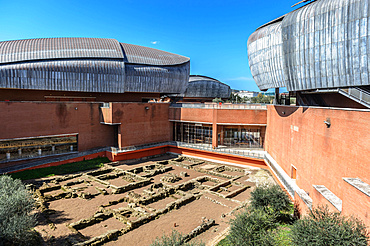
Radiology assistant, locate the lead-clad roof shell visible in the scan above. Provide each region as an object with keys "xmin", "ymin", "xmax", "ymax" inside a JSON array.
[
  {"xmin": 120, "ymin": 43, "xmax": 189, "ymax": 66},
  {"xmin": 247, "ymin": 0, "xmax": 370, "ymax": 91},
  {"xmin": 184, "ymin": 75, "xmax": 231, "ymax": 98},
  {"xmin": 0, "ymin": 38, "xmax": 123, "ymax": 64}
]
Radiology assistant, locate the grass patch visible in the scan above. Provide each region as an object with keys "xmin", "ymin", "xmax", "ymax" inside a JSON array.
[
  {"xmin": 9, "ymin": 157, "xmax": 110, "ymax": 180},
  {"xmin": 273, "ymin": 224, "xmax": 293, "ymax": 246},
  {"xmin": 216, "ymin": 237, "xmax": 230, "ymax": 246}
]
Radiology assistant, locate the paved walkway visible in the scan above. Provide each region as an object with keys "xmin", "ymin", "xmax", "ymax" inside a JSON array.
[
  {"xmin": 1, "ymin": 142, "xmax": 265, "ymax": 174},
  {"xmin": 0, "ymin": 147, "xmax": 109, "ymax": 174}
]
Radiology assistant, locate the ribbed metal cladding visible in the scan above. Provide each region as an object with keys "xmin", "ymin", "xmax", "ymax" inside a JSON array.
[
  {"xmin": 183, "ymin": 75, "xmax": 231, "ymax": 98},
  {"xmin": 124, "ymin": 61, "xmax": 190, "ymax": 93},
  {"xmin": 0, "ymin": 60, "xmax": 125, "ymax": 93},
  {"xmin": 120, "ymin": 43, "xmax": 190, "ymax": 66},
  {"xmin": 248, "ymin": 22, "xmax": 285, "ymax": 90},
  {"xmin": 281, "ymin": 0, "xmax": 370, "ymax": 91},
  {"xmin": 0, "ymin": 38, "xmax": 123, "ymax": 64},
  {"xmin": 0, "ymin": 37, "xmax": 191, "ymax": 95}
]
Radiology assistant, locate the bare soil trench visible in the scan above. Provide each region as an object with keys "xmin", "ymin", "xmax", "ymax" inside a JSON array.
[{"xmin": 28, "ymin": 154, "xmax": 276, "ymax": 246}]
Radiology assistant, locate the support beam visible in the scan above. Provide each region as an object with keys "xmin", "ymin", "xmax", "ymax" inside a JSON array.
[{"xmin": 274, "ymin": 88, "xmax": 280, "ymax": 105}]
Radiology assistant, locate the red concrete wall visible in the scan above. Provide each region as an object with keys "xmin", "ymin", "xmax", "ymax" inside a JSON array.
[
  {"xmin": 265, "ymin": 105, "xmax": 370, "ymax": 225},
  {"xmin": 0, "ymin": 101, "xmax": 115, "ymax": 151},
  {"xmin": 169, "ymin": 107, "xmax": 267, "ymax": 125},
  {"xmin": 108, "ymin": 144, "xmax": 266, "ymax": 169},
  {"xmin": 101, "ymin": 104, "xmax": 113, "ymax": 124},
  {"xmin": 0, "ymin": 88, "xmax": 160, "ymax": 102},
  {"xmin": 111, "ymin": 103, "xmax": 171, "ymax": 147},
  {"xmin": 169, "ymin": 107, "xmax": 213, "ymax": 123},
  {"xmin": 168, "ymin": 146, "xmax": 267, "ymax": 169},
  {"xmin": 216, "ymin": 109, "xmax": 267, "ymax": 125}
]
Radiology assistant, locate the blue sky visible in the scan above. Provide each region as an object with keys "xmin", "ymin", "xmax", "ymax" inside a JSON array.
[{"xmin": 0, "ymin": 0, "xmax": 301, "ymax": 91}]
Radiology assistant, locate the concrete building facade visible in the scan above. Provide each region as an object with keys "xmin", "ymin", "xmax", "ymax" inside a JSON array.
[
  {"xmin": 247, "ymin": 0, "xmax": 370, "ymax": 227},
  {"xmin": 0, "ymin": 30, "xmax": 369, "ymax": 231}
]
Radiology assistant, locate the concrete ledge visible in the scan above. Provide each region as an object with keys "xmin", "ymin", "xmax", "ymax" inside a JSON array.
[
  {"xmin": 264, "ymin": 152, "xmax": 298, "ymax": 198},
  {"xmin": 313, "ymin": 185, "xmax": 342, "ymax": 211},
  {"xmin": 295, "ymin": 189, "xmax": 313, "ymax": 210},
  {"xmin": 343, "ymin": 178, "xmax": 370, "ymax": 197}
]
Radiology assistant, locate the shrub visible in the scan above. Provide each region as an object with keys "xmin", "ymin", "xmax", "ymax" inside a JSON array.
[
  {"xmin": 226, "ymin": 207, "xmax": 278, "ymax": 246},
  {"xmin": 150, "ymin": 230, "xmax": 205, "ymax": 246},
  {"xmin": 290, "ymin": 206, "xmax": 370, "ymax": 246},
  {"xmin": 250, "ymin": 184, "xmax": 292, "ymax": 215},
  {"xmin": 0, "ymin": 175, "xmax": 37, "ymax": 246},
  {"xmin": 212, "ymin": 98, "xmax": 224, "ymax": 103}
]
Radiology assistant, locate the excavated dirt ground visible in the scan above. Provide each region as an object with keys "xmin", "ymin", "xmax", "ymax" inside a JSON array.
[{"xmin": 28, "ymin": 154, "xmax": 276, "ymax": 246}]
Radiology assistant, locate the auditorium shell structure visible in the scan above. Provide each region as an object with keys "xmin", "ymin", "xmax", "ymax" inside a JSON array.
[
  {"xmin": 173, "ymin": 75, "xmax": 231, "ymax": 102},
  {"xmin": 0, "ymin": 37, "xmax": 190, "ymax": 101},
  {"xmin": 247, "ymin": 0, "xmax": 370, "ymax": 108}
]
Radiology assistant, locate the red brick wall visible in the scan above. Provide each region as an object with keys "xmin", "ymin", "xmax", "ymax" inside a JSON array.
[
  {"xmin": 265, "ymin": 105, "xmax": 370, "ymax": 225},
  {"xmin": 0, "ymin": 88, "xmax": 160, "ymax": 102},
  {"xmin": 0, "ymin": 101, "xmax": 115, "ymax": 151},
  {"xmin": 169, "ymin": 107, "xmax": 213, "ymax": 123},
  {"xmin": 111, "ymin": 103, "xmax": 171, "ymax": 147},
  {"xmin": 168, "ymin": 107, "xmax": 267, "ymax": 125},
  {"xmin": 216, "ymin": 109, "xmax": 267, "ymax": 125}
]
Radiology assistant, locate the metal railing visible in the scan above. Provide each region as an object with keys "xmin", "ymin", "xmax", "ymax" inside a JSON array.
[
  {"xmin": 170, "ymin": 103, "xmax": 267, "ymax": 110},
  {"xmin": 111, "ymin": 141, "xmax": 265, "ymax": 159},
  {"xmin": 339, "ymin": 87, "xmax": 370, "ymax": 107},
  {"xmin": 0, "ymin": 149, "xmax": 78, "ymax": 163},
  {"xmin": 100, "ymin": 102, "xmax": 110, "ymax": 108},
  {"xmin": 347, "ymin": 87, "xmax": 370, "ymax": 104}
]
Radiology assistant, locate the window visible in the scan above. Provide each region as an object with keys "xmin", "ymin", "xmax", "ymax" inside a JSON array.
[{"xmin": 291, "ymin": 165, "xmax": 297, "ymax": 179}]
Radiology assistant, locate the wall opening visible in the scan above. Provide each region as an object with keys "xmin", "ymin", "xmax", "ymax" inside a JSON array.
[{"xmin": 291, "ymin": 165, "xmax": 297, "ymax": 179}]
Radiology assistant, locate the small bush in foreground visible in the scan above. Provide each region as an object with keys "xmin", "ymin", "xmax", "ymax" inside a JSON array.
[
  {"xmin": 291, "ymin": 206, "xmax": 369, "ymax": 246},
  {"xmin": 227, "ymin": 207, "xmax": 278, "ymax": 246},
  {"xmin": 250, "ymin": 184, "xmax": 292, "ymax": 215},
  {"xmin": 0, "ymin": 175, "xmax": 38, "ymax": 246},
  {"xmin": 150, "ymin": 230, "xmax": 205, "ymax": 246}
]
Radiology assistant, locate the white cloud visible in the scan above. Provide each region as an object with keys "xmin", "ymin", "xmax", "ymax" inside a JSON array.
[{"xmin": 151, "ymin": 41, "xmax": 158, "ymax": 44}]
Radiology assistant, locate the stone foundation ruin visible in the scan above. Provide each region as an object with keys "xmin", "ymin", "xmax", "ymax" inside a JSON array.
[{"xmin": 29, "ymin": 154, "xmax": 276, "ymax": 245}]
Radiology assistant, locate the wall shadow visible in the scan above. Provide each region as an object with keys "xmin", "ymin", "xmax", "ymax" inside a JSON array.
[{"xmin": 273, "ymin": 105, "xmax": 300, "ymax": 117}]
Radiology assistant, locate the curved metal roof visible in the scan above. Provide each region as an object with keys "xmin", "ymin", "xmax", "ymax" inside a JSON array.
[
  {"xmin": 184, "ymin": 75, "xmax": 231, "ymax": 98},
  {"xmin": 247, "ymin": 0, "xmax": 370, "ymax": 91},
  {"xmin": 0, "ymin": 60, "xmax": 125, "ymax": 93},
  {"xmin": 0, "ymin": 38, "xmax": 123, "ymax": 64},
  {"xmin": 0, "ymin": 38, "xmax": 190, "ymax": 66},
  {"xmin": 248, "ymin": 21, "xmax": 285, "ymax": 90},
  {"xmin": 120, "ymin": 43, "xmax": 189, "ymax": 66},
  {"xmin": 189, "ymin": 75, "xmax": 220, "ymax": 83},
  {"xmin": 0, "ymin": 37, "xmax": 191, "ymax": 94}
]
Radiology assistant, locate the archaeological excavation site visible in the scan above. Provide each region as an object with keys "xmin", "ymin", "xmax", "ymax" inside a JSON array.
[{"xmin": 26, "ymin": 154, "xmax": 276, "ymax": 245}]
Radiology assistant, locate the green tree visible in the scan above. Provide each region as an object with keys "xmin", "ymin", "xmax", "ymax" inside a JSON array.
[
  {"xmin": 227, "ymin": 93, "xmax": 242, "ymax": 103},
  {"xmin": 212, "ymin": 97, "xmax": 224, "ymax": 103},
  {"xmin": 290, "ymin": 206, "xmax": 369, "ymax": 246},
  {"xmin": 0, "ymin": 175, "xmax": 37, "ymax": 246}
]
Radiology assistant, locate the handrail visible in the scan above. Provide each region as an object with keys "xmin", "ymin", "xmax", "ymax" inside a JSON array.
[
  {"xmin": 339, "ymin": 87, "xmax": 370, "ymax": 108},
  {"xmin": 111, "ymin": 141, "xmax": 265, "ymax": 159},
  {"xmin": 170, "ymin": 103, "xmax": 267, "ymax": 110}
]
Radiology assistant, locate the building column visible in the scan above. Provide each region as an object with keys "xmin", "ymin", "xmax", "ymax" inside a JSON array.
[
  {"xmin": 220, "ymin": 125, "xmax": 224, "ymax": 145},
  {"xmin": 212, "ymin": 108, "xmax": 218, "ymax": 148},
  {"xmin": 274, "ymin": 88, "xmax": 280, "ymax": 105},
  {"xmin": 118, "ymin": 126, "xmax": 122, "ymax": 149}
]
